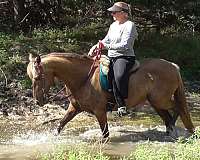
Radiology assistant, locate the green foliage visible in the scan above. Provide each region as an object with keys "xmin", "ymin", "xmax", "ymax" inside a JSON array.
[
  {"xmin": 19, "ymin": 78, "xmax": 32, "ymax": 89},
  {"xmin": 0, "ymin": 19, "xmax": 109, "ymax": 82},
  {"xmin": 1, "ymin": 26, "xmax": 200, "ymax": 81},
  {"xmin": 136, "ymin": 33, "xmax": 200, "ymax": 80},
  {"xmin": 0, "ymin": 32, "xmax": 12, "ymax": 66}
]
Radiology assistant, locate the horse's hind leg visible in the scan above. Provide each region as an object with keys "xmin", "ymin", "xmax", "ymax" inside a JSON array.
[
  {"xmin": 171, "ymin": 108, "xmax": 179, "ymax": 126},
  {"xmin": 154, "ymin": 108, "xmax": 176, "ymax": 135},
  {"xmin": 57, "ymin": 102, "xmax": 81, "ymax": 134}
]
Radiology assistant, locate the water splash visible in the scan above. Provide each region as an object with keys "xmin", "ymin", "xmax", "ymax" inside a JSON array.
[
  {"xmin": 8, "ymin": 129, "xmax": 81, "ymax": 146},
  {"xmin": 12, "ymin": 131, "xmax": 53, "ymax": 145}
]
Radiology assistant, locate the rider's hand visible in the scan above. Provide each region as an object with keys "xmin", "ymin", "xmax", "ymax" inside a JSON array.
[
  {"xmin": 97, "ymin": 40, "xmax": 104, "ymax": 49},
  {"xmin": 88, "ymin": 44, "xmax": 97, "ymax": 56},
  {"xmin": 88, "ymin": 41, "xmax": 104, "ymax": 57}
]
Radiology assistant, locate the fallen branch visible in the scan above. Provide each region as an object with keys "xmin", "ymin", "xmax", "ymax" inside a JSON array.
[{"xmin": 18, "ymin": 12, "xmax": 30, "ymax": 24}]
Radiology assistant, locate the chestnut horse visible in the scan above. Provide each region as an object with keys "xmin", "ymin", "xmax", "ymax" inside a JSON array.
[{"xmin": 27, "ymin": 53, "xmax": 194, "ymax": 138}]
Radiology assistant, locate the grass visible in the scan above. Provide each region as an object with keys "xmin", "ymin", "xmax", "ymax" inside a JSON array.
[
  {"xmin": 129, "ymin": 128, "xmax": 200, "ymax": 160},
  {"xmin": 129, "ymin": 141, "xmax": 200, "ymax": 160},
  {"xmin": 39, "ymin": 142, "xmax": 109, "ymax": 160}
]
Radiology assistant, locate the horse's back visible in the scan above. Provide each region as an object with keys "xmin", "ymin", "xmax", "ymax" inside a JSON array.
[
  {"xmin": 127, "ymin": 58, "xmax": 181, "ymax": 107},
  {"xmin": 140, "ymin": 58, "xmax": 179, "ymax": 71},
  {"xmin": 131, "ymin": 58, "xmax": 180, "ymax": 82}
]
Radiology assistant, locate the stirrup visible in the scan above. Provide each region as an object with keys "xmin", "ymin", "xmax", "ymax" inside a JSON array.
[{"xmin": 117, "ymin": 106, "xmax": 128, "ymax": 117}]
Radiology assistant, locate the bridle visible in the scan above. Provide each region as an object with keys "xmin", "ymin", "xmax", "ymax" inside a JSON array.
[
  {"xmin": 32, "ymin": 56, "xmax": 48, "ymax": 102},
  {"xmin": 32, "ymin": 56, "xmax": 70, "ymax": 102}
]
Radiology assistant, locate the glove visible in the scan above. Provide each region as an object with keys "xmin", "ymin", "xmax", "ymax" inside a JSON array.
[{"xmin": 88, "ymin": 44, "xmax": 97, "ymax": 56}]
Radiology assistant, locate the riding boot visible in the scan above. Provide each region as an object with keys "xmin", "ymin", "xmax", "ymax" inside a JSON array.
[{"xmin": 112, "ymin": 80, "xmax": 128, "ymax": 117}]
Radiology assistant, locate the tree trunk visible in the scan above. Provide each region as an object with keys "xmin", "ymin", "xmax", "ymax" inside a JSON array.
[
  {"xmin": 13, "ymin": 0, "xmax": 26, "ymax": 29},
  {"xmin": 57, "ymin": 0, "xmax": 61, "ymax": 23}
]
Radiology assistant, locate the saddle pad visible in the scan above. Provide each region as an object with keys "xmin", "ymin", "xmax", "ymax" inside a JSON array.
[{"xmin": 99, "ymin": 63, "xmax": 110, "ymax": 91}]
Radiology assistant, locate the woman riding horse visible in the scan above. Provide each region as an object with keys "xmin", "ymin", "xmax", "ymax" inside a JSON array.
[{"xmin": 27, "ymin": 52, "xmax": 194, "ymax": 139}]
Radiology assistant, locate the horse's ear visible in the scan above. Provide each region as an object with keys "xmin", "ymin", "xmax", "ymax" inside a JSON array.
[{"xmin": 29, "ymin": 53, "xmax": 34, "ymax": 62}]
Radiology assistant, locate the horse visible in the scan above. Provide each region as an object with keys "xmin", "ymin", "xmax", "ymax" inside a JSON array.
[{"xmin": 27, "ymin": 52, "xmax": 194, "ymax": 138}]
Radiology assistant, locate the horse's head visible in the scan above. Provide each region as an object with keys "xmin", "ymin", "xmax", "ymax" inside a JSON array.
[{"xmin": 27, "ymin": 54, "xmax": 52, "ymax": 106}]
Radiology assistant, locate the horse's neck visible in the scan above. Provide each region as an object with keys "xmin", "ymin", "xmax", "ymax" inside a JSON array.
[{"xmin": 45, "ymin": 57, "xmax": 92, "ymax": 93}]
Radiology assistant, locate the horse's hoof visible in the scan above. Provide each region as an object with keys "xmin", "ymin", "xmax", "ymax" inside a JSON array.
[
  {"xmin": 188, "ymin": 128, "xmax": 195, "ymax": 134},
  {"xmin": 52, "ymin": 125, "xmax": 62, "ymax": 136},
  {"xmin": 100, "ymin": 137, "xmax": 110, "ymax": 144},
  {"xmin": 52, "ymin": 128, "xmax": 60, "ymax": 136},
  {"xmin": 167, "ymin": 126, "xmax": 178, "ymax": 140}
]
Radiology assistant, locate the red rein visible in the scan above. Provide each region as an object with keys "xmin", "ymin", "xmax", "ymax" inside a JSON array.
[{"xmin": 87, "ymin": 43, "xmax": 103, "ymax": 79}]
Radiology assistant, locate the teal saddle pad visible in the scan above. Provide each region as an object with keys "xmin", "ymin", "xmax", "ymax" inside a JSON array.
[{"xmin": 99, "ymin": 64, "xmax": 110, "ymax": 91}]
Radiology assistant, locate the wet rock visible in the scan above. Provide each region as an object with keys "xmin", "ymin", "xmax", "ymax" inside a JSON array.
[
  {"xmin": 26, "ymin": 89, "xmax": 32, "ymax": 97},
  {"xmin": 2, "ymin": 110, "xmax": 9, "ymax": 116},
  {"xmin": 20, "ymin": 96, "xmax": 28, "ymax": 101}
]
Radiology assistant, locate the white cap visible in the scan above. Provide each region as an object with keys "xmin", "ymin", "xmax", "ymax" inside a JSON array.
[{"xmin": 107, "ymin": 2, "xmax": 129, "ymax": 13}]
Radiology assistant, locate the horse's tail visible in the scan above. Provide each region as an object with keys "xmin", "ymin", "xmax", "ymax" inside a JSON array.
[{"xmin": 174, "ymin": 68, "xmax": 194, "ymax": 133}]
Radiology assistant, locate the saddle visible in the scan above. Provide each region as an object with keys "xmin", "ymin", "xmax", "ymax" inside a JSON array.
[{"xmin": 99, "ymin": 55, "xmax": 140, "ymax": 91}]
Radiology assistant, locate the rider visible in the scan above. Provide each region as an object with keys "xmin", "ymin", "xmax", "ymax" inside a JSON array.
[{"xmin": 88, "ymin": 2, "xmax": 138, "ymax": 116}]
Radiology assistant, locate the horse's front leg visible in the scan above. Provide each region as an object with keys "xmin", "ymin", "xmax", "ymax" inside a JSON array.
[
  {"xmin": 95, "ymin": 110, "xmax": 109, "ymax": 138},
  {"xmin": 57, "ymin": 102, "xmax": 81, "ymax": 134}
]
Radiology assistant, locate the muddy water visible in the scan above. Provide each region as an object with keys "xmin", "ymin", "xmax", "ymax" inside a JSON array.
[{"xmin": 0, "ymin": 97, "xmax": 200, "ymax": 160}]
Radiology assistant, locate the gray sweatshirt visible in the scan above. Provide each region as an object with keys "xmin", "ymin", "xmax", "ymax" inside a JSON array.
[{"xmin": 102, "ymin": 20, "xmax": 138, "ymax": 58}]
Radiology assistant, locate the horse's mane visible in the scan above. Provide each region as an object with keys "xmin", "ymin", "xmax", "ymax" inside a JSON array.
[{"xmin": 42, "ymin": 52, "xmax": 91, "ymax": 61}]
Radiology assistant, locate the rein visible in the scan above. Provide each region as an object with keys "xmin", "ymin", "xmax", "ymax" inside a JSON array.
[
  {"xmin": 87, "ymin": 43, "xmax": 103, "ymax": 80},
  {"xmin": 48, "ymin": 86, "xmax": 70, "ymax": 101}
]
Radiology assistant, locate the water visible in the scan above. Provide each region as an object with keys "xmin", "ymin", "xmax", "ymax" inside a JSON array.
[
  {"xmin": 0, "ymin": 125, "xmax": 141, "ymax": 159},
  {"xmin": 0, "ymin": 127, "xmax": 84, "ymax": 159}
]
